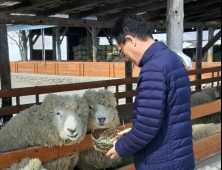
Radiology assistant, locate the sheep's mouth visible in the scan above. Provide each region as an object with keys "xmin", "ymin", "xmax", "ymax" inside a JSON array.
[
  {"xmin": 67, "ymin": 134, "xmax": 78, "ymax": 139},
  {"xmin": 98, "ymin": 123, "xmax": 106, "ymax": 126}
]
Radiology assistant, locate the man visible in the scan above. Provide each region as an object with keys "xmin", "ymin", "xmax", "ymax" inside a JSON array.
[{"xmin": 106, "ymin": 14, "xmax": 195, "ymax": 170}]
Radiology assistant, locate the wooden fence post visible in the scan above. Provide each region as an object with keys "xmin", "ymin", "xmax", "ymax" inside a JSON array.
[
  {"xmin": 113, "ymin": 63, "xmax": 115, "ymax": 78},
  {"xmin": 78, "ymin": 63, "xmax": 81, "ymax": 77},
  {"xmin": 207, "ymin": 28, "xmax": 215, "ymax": 62},
  {"xmin": 196, "ymin": 28, "xmax": 203, "ymax": 91},
  {"xmin": 82, "ymin": 63, "xmax": 84, "ymax": 77},
  {"xmin": 125, "ymin": 61, "xmax": 133, "ymax": 103},
  {"xmin": 108, "ymin": 63, "xmax": 111, "ymax": 78},
  {"xmin": 0, "ymin": 24, "xmax": 12, "ymax": 122},
  {"xmin": 92, "ymin": 27, "xmax": 97, "ymax": 62}
]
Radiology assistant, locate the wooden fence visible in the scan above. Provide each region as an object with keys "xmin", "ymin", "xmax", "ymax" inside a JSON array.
[
  {"xmin": 10, "ymin": 61, "xmax": 221, "ymax": 79},
  {"xmin": 0, "ymin": 66, "xmax": 221, "ymax": 169}
]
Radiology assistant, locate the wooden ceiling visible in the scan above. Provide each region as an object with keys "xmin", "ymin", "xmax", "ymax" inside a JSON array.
[{"xmin": 0, "ymin": 0, "xmax": 221, "ymax": 28}]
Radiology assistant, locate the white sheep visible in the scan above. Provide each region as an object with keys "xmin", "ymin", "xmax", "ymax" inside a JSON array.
[
  {"xmin": 77, "ymin": 89, "xmax": 122, "ymax": 170},
  {"xmin": 192, "ymin": 123, "xmax": 221, "ymax": 142},
  {"xmin": 202, "ymin": 87, "xmax": 221, "ymax": 101},
  {"xmin": 191, "ymin": 92, "xmax": 213, "ymax": 108},
  {"xmin": 6, "ymin": 158, "xmax": 46, "ymax": 170},
  {"xmin": 191, "ymin": 89, "xmax": 221, "ymax": 141},
  {"xmin": 0, "ymin": 94, "xmax": 89, "ymax": 170}
]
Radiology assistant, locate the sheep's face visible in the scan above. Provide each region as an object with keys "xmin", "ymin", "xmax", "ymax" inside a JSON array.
[
  {"xmin": 89, "ymin": 104, "xmax": 111, "ymax": 129},
  {"xmin": 53, "ymin": 109, "xmax": 83, "ymax": 141}
]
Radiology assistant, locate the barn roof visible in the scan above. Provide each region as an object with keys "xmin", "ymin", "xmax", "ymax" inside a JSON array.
[{"xmin": 0, "ymin": 0, "xmax": 221, "ymax": 28}]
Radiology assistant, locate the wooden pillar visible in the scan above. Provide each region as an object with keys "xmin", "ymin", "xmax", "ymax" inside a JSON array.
[
  {"xmin": 207, "ymin": 28, "xmax": 215, "ymax": 62},
  {"xmin": 196, "ymin": 27, "xmax": 203, "ymax": 91},
  {"xmin": 0, "ymin": 24, "xmax": 12, "ymax": 122},
  {"xmin": 21, "ymin": 30, "xmax": 28, "ymax": 61},
  {"xmin": 56, "ymin": 27, "xmax": 61, "ymax": 61},
  {"xmin": 125, "ymin": 61, "xmax": 133, "ymax": 103},
  {"xmin": 29, "ymin": 30, "xmax": 34, "ymax": 61},
  {"xmin": 92, "ymin": 27, "xmax": 97, "ymax": 62},
  {"xmin": 52, "ymin": 29, "xmax": 57, "ymax": 61},
  {"xmin": 166, "ymin": 0, "xmax": 184, "ymax": 51},
  {"xmin": 87, "ymin": 28, "xmax": 92, "ymax": 60}
]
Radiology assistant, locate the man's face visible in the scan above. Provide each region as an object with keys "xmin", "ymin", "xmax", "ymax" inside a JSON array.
[{"xmin": 116, "ymin": 41, "xmax": 137, "ymax": 65}]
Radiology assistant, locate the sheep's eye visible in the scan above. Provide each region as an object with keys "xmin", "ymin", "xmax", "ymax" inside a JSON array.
[
  {"xmin": 56, "ymin": 112, "xmax": 60, "ymax": 115},
  {"xmin": 89, "ymin": 106, "xmax": 94, "ymax": 112}
]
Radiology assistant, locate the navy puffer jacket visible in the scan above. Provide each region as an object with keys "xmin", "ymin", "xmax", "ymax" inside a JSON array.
[{"xmin": 115, "ymin": 42, "xmax": 195, "ymax": 170}]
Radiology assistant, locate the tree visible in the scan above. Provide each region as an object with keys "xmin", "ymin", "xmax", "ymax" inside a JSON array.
[{"xmin": 8, "ymin": 30, "xmax": 29, "ymax": 61}]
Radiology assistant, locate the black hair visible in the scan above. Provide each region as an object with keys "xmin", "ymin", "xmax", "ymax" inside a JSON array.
[{"xmin": 111, "ymin": 13, "xmax": 153, "ymax": 44}]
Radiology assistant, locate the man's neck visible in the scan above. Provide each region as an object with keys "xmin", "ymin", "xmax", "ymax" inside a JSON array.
[{"xmin": 134, "ymin": 38, "xmax": 155, "ymax": 66}]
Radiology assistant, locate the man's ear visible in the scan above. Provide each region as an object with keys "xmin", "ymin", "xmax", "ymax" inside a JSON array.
[
  {"xmin": 125, "ymin": 35, "xmax": 136, "ymax": 47},
  {"xmin": 125, "ymin": 35, "xmax": 134, "ymax": 43}
]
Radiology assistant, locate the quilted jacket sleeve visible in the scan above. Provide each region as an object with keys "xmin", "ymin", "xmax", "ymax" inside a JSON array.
[{"xmin": 115, "ymin": 64, "xmax": 167, "ymax": 157}]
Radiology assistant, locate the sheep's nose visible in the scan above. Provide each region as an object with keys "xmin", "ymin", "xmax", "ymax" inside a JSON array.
[
  {"xmin": 67, "ymin": 128, "xmax": 76, "ymax": 134},
  {"xmin": 98, "ymin": 117, "xmax": 106, "ymax": 124}
]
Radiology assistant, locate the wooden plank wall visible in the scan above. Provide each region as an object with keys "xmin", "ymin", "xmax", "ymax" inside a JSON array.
[{"xmin": 10, "ymin": 62, "xmax": 221, "ymax": 79}]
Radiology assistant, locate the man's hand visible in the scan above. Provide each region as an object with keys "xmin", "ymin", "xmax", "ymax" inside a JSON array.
[
  {"xmin": 106, "ymin": 140, "xmax": 119, "ymax": 159},
  {"xmin": 118, "ymin": 128, "xmax": 132, "ymax": 137}
]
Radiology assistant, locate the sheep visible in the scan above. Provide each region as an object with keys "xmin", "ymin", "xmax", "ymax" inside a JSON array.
[
  {"xmin": 0, "ymin": 94, "xmax": 89, "ymax": 170},
  {"xmin": 202, "ymin": 87, "xmax": 221, "ymax": 101},
  {"xmin": 192, "ymin": 123, "xmax": 221, "ymax": 142},
  {"xmin": 191, "ymin": 92, "xmax": 213, "ymax": 108},
  {"xmin": 77, "ymin": 89, "xmax": 122, "ymax": 170},
  {"xmin": 191, "ymin": 89, "xmax": 221, "ymax": 141},
  {"xmin": 6, "ymin": 158, "xmax": 46, "ymax": 170},
  {"xmin": 191, "ymin": 91, "xmax": 221, "ymax": 125}
]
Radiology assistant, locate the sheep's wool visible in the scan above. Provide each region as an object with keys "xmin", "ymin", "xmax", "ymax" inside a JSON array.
[
  {"xmin": 6, "ymin": 158, "xmax": 45, "ymax": 170},
  {"xmin": 78, "ymin": 90, "xmax": 122, "ymax": 170},
  {"xmin": 1, "ymin": 94, "xmax": 89, "ymax": 170}
]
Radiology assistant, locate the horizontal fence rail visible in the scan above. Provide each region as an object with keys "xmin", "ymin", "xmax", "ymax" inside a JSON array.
[
  {"xmin": 0, "ymin": 67, "xmax": 221, "ymax": 117},
  {"xmin": 0, "ymin": 100, "xmax": 221, "ymax": 170}
]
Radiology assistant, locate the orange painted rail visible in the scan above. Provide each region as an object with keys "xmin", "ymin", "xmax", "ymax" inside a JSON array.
[{"xmin": 10, "ymin": 61, "xmax": 221, "ymax": 79}]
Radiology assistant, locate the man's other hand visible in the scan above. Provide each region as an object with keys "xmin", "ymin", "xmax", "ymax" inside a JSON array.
[{"xmin": 106, "ymin": 140, "xmax": 119, "ymax": 159}]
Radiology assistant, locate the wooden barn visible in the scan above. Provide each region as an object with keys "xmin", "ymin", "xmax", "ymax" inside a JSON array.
[{"xmin": 0, "ymin": 0, "xmax": 221, "ymax": 169}]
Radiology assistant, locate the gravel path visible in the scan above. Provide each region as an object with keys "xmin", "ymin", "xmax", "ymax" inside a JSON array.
[{"xmin": 195, "ymin": 154, "xmax": 221, "ymax": 170}]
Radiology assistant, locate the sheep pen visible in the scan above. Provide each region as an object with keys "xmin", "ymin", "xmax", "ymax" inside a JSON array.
[{"xmin": 0, "ymin": 94, "xmax": 90, "ymax": 170}]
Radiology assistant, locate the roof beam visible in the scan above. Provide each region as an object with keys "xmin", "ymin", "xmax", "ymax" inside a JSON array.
[
  {"xmin": 70, "ymin": 0, "xmax": 159, "ymax": 19},
  {"xmin": 139, "ymin": 2, "xmax": 221, "ymax": 22},
  {"xmin": 142, "ymin": 0, "xmax": 221, "ymax": 20},
  {"xmin": 98, "ymin": 0, "xmax": 193, "ymax": 21},
  {"xmin": 188, "ymin": 13, "xmax": 221, "ymax": 22},
  {"xmin": 37, "ymin": 0, "xmax": 108, "ymax": 17},
  {"xmin": 2, "ymin": 0, "xmax": 60, "ymax": 14},
  {"xmin": 185, "ymin": 6, "xmax": 221, "ymax": 20},
  {"xmin": 0, "ymin": 13, "xmax": 220, "ymax": 29},
  {"xmin": 0, "ymin": 0, "xmax": 28, "ymax": 1},
  {"xmin": 184, "ymin": 0, "xmax": 221, "ymax": 11},
  {"xmin": 202, "ymin": 17, "xmax": 221, "ymax": 23}
]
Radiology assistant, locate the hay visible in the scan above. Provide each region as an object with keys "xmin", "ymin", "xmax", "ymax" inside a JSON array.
[{"xmin": 91, "ymin": 128, "xmax": 121, "ymax": 154}]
